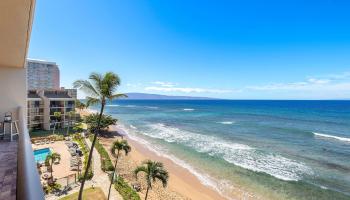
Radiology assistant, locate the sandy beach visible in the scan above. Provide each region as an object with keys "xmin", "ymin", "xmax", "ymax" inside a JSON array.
[
  {"xmin": 100, "ymin": 125, "xmax": 227, "ymax": 200},
  {"xmin": 78, "ymin": 108, "xmax": 245, "ymax": 200}
]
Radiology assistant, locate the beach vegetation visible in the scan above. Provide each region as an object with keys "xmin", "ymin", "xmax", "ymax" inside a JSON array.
[
  {"xmin": 134, "ymin": 160, "xmax": 169, "ymax": 200},
  {"xmin": 76, "ymin": 99, "xmax": 87, "ymax": 110},
  {"xmin": 52, "ymin": 111, "xmax": 62, "ymax": 134},
  {"xmin": 66, "ymin": 111, "xmax": 76, "ymax": 136},
  {"xmin": 114, "ymin": 177, "xmax": 141, "ymax": 200},
  {"xmin": 107, "ymin": 139, "xmax": 131, "ymax": 200},
  {"xmin": 43, "ymin": 182, "xmax": 61, "ymax": 194},
  {"xmin": 73, "ymin": 122, "xmax": 85, "ymax": 133},
  {"xmin": 84, "ymin": 113, "xmax": 117, "ymax": 133},
  {"xmin": 73, "ymin": 72, "xmax": 127, "ymax": 199},
  {"xmin": 74, "ymin": 134, "xmax": 94, "ymax": 181},
  {"xmin": 45, "ymin": 152, "xmax": 61, "ymax": 181},
  {"xmin": 88, "ymin": 135, "xmax": 115, "ymax": 172}
]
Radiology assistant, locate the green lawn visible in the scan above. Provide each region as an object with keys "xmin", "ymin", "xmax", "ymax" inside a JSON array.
[
  {"xmin": 29, "ymin": 128, "xmax": 67, "ymax": 138},
  {"xmin": 59, "ymin": 187, "xmax": 106, "ymax": 200}
]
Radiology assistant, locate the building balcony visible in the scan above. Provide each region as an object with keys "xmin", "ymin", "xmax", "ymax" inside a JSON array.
[{"xmin": 0, "ymin": 107, "xmax": 44, "ymax": 200}]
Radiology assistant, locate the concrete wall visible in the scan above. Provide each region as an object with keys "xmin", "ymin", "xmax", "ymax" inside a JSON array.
[{"xmin": 0, "ymin": 66, "xmax": 26, "ymax": 121}]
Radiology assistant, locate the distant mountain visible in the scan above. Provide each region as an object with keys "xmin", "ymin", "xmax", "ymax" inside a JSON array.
[{"xmin": 123, "ymin": 93, "xmax": 217, "ymax": 100}]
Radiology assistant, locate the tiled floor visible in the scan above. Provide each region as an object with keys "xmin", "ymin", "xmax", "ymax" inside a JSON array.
[{"xmin": 0, "ymin": 141, "xmax": 17, "ymax": 200}]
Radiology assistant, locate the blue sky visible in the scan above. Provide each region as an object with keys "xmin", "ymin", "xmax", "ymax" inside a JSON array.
[{"xmin": 28, "ymin": 0, "xmax": 350, "ymax": 99}]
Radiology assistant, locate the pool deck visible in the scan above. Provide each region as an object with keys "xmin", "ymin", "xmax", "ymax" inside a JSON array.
[
  {"xmin": 0, "ymin": 141, "xmax": 17, "ymax": 200},
  {"xmin": 32, "ymin": 141, "xmax": 77, "ymax": 180}
]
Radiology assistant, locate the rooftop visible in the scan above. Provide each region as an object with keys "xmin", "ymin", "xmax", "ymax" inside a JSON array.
[{"xmin": 44, "ymin": 91, "xmax": 73, "ymax": 99}]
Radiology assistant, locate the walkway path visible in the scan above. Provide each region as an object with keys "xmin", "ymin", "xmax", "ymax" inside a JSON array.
[
  {"xmin": 86, "ymin": 138, "xmax": 122, "ymax": 200},
  {"xmin": 46, "ymin": 138, "xmax": 122, "ymax": 200}
]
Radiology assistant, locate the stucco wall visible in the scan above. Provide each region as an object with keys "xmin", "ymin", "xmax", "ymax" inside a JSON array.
[{"xmin": 0, "ymin": 66, "xmax": 26, "ymax": 121}]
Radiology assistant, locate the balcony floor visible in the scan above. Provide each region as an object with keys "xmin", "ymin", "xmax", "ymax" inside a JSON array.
[{"xmin": 0, "ymin": 141, "xmax": 17, "ymax": 200}]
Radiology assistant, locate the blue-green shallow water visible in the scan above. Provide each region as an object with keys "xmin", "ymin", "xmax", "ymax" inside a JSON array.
[{"xmin": 98, "ymin": 100, "xmax": 350, "ymax": 199}]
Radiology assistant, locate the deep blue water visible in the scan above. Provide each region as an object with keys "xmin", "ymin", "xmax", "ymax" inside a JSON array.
[{"xmin": 100, "ymin": 100, "xmax": 350, "ymax": 199}]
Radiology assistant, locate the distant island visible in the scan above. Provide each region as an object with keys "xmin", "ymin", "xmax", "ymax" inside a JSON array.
[{"xmin": 123, "ymin": 93, "xmax": 217, "ymax": 100}]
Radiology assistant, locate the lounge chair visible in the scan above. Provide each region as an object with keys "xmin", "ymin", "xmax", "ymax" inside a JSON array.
[
  {"xmin": 45, "ymin": 140, "xmax": 50, "ymax": 144},
  {"xmin": 51, "ymin": 140, "xmax": 55, "ymax": 143}
]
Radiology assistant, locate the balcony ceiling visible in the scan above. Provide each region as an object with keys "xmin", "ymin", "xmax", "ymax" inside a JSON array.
[{"xmin": 0, "ymin": 0, "xmax": 35, "ymax": 68}]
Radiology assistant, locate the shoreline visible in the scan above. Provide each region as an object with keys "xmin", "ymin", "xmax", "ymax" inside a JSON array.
[
  {"xmin": 108, "ymin": 124, "xmax": 228, "ymax": 200},
  {"xmin": 78, "ymin": 108, "xmax": 229, "ymax": 199}
]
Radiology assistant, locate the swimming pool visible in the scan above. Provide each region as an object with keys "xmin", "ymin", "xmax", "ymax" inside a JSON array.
[{"xmin": 34, "ymin": 148, "xmax": 51, "ymax": 163}]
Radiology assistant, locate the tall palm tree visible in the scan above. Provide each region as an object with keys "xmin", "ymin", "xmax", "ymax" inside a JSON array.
[
  {"xmin": 134, "ymin": 160, "xmax": 169, "ymax": 200},
  {"xmin": 45, "ymin": 152, "xmax": 61, "ymax": 180},
  {"xmin": 107, "ymin": 140, "xmax": 131, "ymax": 200},
  {"xmin": 52, "ymin": 112, "xmax": 61, "ymax": 134},
  {"xmin": 73, "ymin": 72, "xmax": 127, "ymax": 200},
  {"xmin": 66, "ymin": 111, "xmax": 75, "ymax": 136}
]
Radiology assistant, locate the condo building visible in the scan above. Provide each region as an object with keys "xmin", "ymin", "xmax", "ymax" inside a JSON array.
[
  {"xmin": 26, "ymin": 59, "xmax": 60, "ymax": 90},
  {"xmin": 26, "ymin": 58, "xmax": 76, "ymax": 131},
  {"xmin": 27, "ymin": 89, "xmax": 76, "ymax": 131}
]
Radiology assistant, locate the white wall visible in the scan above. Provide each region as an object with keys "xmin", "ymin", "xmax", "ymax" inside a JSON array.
[{"xmin": 0, "ymin": 66, "xmax": 26, "ymax": 121}]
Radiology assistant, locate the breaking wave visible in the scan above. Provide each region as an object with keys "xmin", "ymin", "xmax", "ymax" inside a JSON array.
[
  {"xmin": 142, "ymin": 123, "xmax": 313, "ymax": 181},
  {"xmin": 313, "ymin": 132, "xmax": 350, "ymax": 143}
]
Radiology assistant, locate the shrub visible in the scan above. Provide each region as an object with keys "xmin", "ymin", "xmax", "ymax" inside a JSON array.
[
  {"xmin": 43, "ymin": 182, "xmax": 61, "ymax": 194},
  {"xmin": 114, "ymin": 177, "xmax": 141, "ymax": 200},
  {"xmin": 89, "ymin": 135, "xmax": 115, "ymax": 172},
  {"xmin": 74, "ymin": 136, "xmax": 93, "ymax": 181},
  {"xmin": 84, "ymin": 114, "xmax": 117, "ymax": 133}
]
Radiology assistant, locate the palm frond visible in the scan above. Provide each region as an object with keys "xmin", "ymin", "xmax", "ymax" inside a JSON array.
[
  {"xmin": 134, "ymin": 166, "xmax": 148, "ymax": 178},
  {"xmin": 108, "ymin": 93, "xmax": 128, "ymax": 101},
  {"xmin": 73, "ymin": 79, "xmax": 100, "ymax": 98},
  {"xmin": 154, "ymin": 172, "xmax": 169, "ymax": 187},
  {"xmin": 86, "ymin": 97, "xmax": 100, "ymax": 107}
]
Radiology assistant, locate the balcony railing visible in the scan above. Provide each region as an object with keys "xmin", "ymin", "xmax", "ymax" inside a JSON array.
[{"xmin": 17, "ymin": 106, "xmax": 45, "ymax": 200}]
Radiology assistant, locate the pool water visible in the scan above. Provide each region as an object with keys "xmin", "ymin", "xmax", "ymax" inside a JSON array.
[{"xmin": 34, "ymin": 148, "xmax": 51, "ymax": 163}]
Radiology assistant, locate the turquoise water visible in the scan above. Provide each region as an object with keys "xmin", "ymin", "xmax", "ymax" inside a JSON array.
[
  {"xmin": 34, "ymin": 148, "xmax": 51, "ymax": 163},
  {"xmin": 100, "ymin": 100, "xmax": 350, "ymax": 199}
]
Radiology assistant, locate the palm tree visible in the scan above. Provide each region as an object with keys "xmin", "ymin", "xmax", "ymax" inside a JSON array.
[
  {"xmin": 45, "ymin": 152, "xmax": 61, "ymax": 181},
  {"xmin": 75, "ymin": 99, "xmax": 87, "ymax": 111},
  {"xmin": 134, "ymin": 160, "xmax": 169, "ymax": 200},
  {"xmin": 52, "ymin": 112, "xmax": 61, "ymax": 134},
  {"xmin": 107, "ymin": 140, "xmax": 131, "ymax": 200},
  {"xmin": 73, "ymin": 72, "xmax": 127, "ymax": 200},
  {"xmin": 66, "ymin": 111, "xmax": 75, "ymax": 136}
]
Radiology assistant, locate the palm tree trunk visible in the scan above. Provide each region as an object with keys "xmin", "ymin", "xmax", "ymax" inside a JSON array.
[
  {"xmin": 145, "ymin": 185, "xmax": 150, "ymax": 200},
  {"xmin": 50, "ymin": 162, "xmax": 53, "ymax": 179},
  {"xmin": 107, "ymin": 152, "xmax": 119, "ymax": 200},
  {"xmin": 78, "ymin": 102, "xmax": 105, "ymax": 200},
  {"xmin": 53, "ymin": 122, "xmax": 56, "ymax": 134}
]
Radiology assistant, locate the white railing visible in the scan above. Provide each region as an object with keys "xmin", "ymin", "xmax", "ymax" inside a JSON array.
[{"xmin": 17, "ymin": 106, "xmax": 45, "ymax": 200}]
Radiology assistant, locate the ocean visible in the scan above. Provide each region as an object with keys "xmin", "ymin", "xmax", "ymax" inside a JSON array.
[{"xmin": 100, "ymin": 100, "xmax": 350, "ymax": 200}]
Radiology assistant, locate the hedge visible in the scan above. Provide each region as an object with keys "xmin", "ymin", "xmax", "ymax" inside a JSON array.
[
  {"xmin": 74, "ymin": 135, "xmax": 93, "ymax": 181},
  {"xmin": 89, "ymin": 135, "xmax": 115, "ymax": 172},
  {"xmin": 114, "ymin": 177, "xmax": 141, "ymax": 200}
]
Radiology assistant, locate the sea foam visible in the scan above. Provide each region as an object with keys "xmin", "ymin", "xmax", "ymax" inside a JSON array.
[
  {"xmin": 313, "ymin": 132, "xmax": 350, "ymax": 143},
  {"xmin": 117, "ymin": 124, "xmax": 236, "ymax": 200},
  {"xmin": 143, "ymin": 123, "xmax": 312, "ymax": 181},
  {"xmin": 106, "ymin": 104, "xmax": 120, "ymax": 107},
  {"xmin": 183, "ymin": 108, "xmax": 195, "ymax": 111},
  {"xmin": 217, "ymin": 121, "xmax": 235, "ymax": 125}
]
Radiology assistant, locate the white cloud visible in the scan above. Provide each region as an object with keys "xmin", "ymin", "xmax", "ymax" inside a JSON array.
[
  {"xmin": 325, "ymin": 72, "xmax": 350, "ymax": 80},
  {"xmin": 147, "ymin": 81, "xmax": 233, "ymax": 94},
  {"xmin": 151, "ymin": 81, "xmax": 177, "ymax": 87},
  {"xmin": 145, "ymin": 86, "xmax": 233, "ymax": 93},
  {"xmin": 247, "ymin": 73, "xmax": 350, "ymax": 93},
  {"xmin": 126, "ymin": 83, "xmax": 142, "ymax": 87}
]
